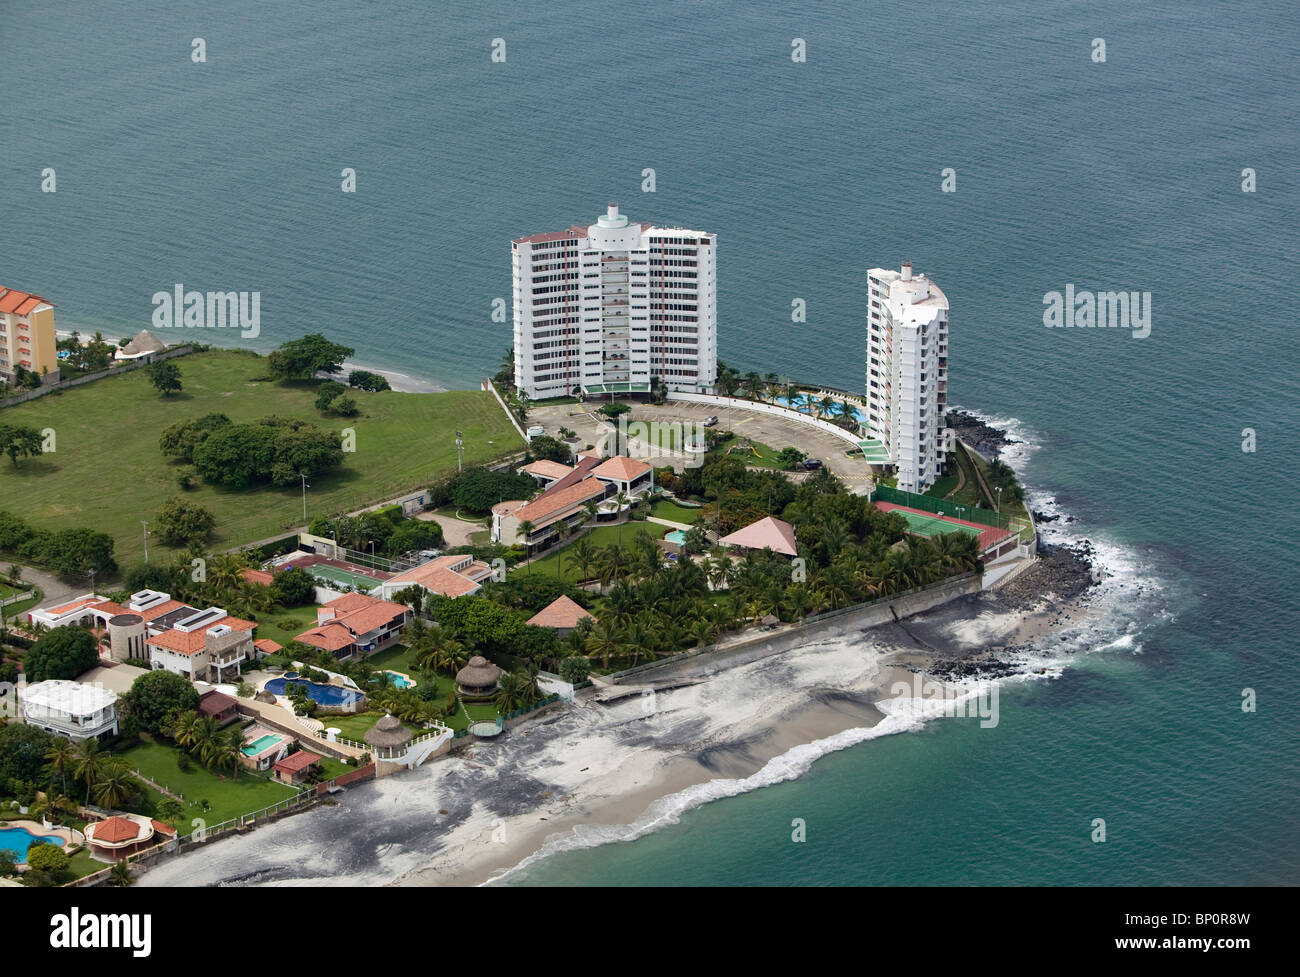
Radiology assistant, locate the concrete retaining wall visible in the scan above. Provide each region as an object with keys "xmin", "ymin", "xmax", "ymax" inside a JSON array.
[{"xmin": 606, "ymin": 573, "xmax": 982, "ymax": 686}]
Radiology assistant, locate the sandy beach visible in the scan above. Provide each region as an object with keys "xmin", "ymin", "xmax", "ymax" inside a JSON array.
[{"xmin": 137, "ymin": 549, "xmax": 1095, "ymax": 888}]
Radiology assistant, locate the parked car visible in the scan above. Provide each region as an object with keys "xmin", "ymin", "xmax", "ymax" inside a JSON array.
[
  {"xmin": 525, "ymin": 425, "xmax": 545, "ymax": 439},
  {"xmin": 703, "ymin": 415, "xmax": 718, "ymax": 427},
  {"xmin": 800, "ymin": 457, "xmax": 823, "ymax": 471}
]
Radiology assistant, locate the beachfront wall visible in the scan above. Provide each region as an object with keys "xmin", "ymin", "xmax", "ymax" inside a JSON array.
[
  {"xmin": 606, "ymin": 572, "xmax": 984, "ymax": 686},
  {"xmin": 664, "ymin": 391, "xmax": 864, "ymax": 447}
]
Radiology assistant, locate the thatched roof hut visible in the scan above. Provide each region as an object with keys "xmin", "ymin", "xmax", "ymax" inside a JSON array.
[
  {"xmin": 364, "ymin": 714, "xmax": 413, "ymax": 754},
  {"xmin": 456, "ymin": 655, "xmax": 503, "ymax": 696},
  {"xmin": 120, "ymin": 329, "xmax": 167, "ymax": 356}
]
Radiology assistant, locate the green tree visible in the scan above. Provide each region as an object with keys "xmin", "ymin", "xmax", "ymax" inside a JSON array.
[
  {"xmin": 146, "ymin": 360, "xmax": 183, "ymax": 395},
  {"xmin": 267, "ymin": 334, "xmax": 355, "ymax": 381},
  {"xmin": 124, "ymin": 669, "xmax": 201, "ymax": 734},
  {"xmin": 0, "ymin": 424, "xmax": 44, "ymax": 467},
  {"xmin": 25, "ymin": 627, "xmax": 99, "ymax": 681},
  {"xmin": 153, "ymin": 496, "xmax": 216, "ymax": 547}
]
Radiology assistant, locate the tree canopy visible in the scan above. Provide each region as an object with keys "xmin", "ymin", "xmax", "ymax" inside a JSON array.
[
  {"xmin": 25, "ymin": 627, "xmax": 99, "ymax": 682},
  {"xmin": 123, "ymin": 670, "xmax": 200, "ymax": 734},
  {"xmin": 146, "ymin": 360, "xmax": 183, "ymax": 395},
  {"xmin": 267, "ymin": 334, "xmax": 355, "ymax": 381},
  {"xmin": 154, "ymin": 496, "xmax": 216, "ymax": 547}
]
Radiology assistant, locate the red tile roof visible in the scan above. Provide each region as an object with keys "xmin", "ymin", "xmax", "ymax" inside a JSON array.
[
  {"xmin": 92, "ymin": 816, "xmax": 142, "ymax": 844},
  {"xmin": 526, "ymin": 595, "xmax": 595, "ymax": 630},
  {"xmin": 318, "ymin": 593, "xmax": 410, "ymax": 636},
  {"xmin": 241, "ymin": 568, "xmax": 274, "ymax": 587},
  {"xmin": 591, "ymin": 455, "xmax": 651, "ymax": 482},
  {"xmin": 295, "ymin": 621, "xmax": 357, "ymax": 652},
  {"xmin": 254, "ymin": 638, "xmax": 283, "ymax": 655},
  {"xmin": 719, "ymin": 516, "xmax": 799, "ymax": 557},
  {"xmin": 0, "ymin": 286, "xmax": 52, "ymax": 316},
  {"xmin": 385, "ymin": 555, "xmax": 492, "ymax": 598},
  {"xmin": 273, "ymin": 750, "xmax": 322, "ymax": 774},
  {"xmin": 145, "ymin": 616, "xmax": 256, "ymax": 655},
  {"xmin": 512, "ymin": 226, "xmax": 588, "ymax": 245},
  {"xmin": 512, "ymin": 477, "xmax": 605, "ymax": 528}
]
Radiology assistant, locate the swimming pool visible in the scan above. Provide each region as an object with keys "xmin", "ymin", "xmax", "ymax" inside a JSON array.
[
  {"xmin": 665, "ymin": 530, "xmax": 688, "ymax": 545},
  {"xmin": 241, "ymin": 733, "xmax": 284, "ymax": 756},
  {"xmin": 0, "ymin": 825, "xmax": 64, "ymax": 863},
  {"xmin": 385, "ymin": 672, "xmax": 415, "ymax": 689},
  {"xmin": 774, "ymin": 395, "xmax": 862, "ymax": 421},
  {"xmin": 264, "ymin": 677, "xmax": 365, "ymax": 707}
]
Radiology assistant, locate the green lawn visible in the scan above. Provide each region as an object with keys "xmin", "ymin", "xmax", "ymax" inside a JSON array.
[
  {"xmin": 650, "ymin": 499, "xmax": 702, "ymax": 524},
  {"xmin": 707, "ymin": 438, "xmax": 786, "ymax": 470},
  {"xmin": 119, "ymin": 737, "xmax": 297, "ymax": 827},
  {"xmin": 248, "ymin": 603, "xmax": 318, "ymax": 647},
  {"xmin": 924, "ymin": 474, "xmax": 961, "ymax": 500},
  {"xmin": 516, "ymin": 521, "xmax": 670, "ymax": 582},
  {"xmin": 0, "ymin": 349, "xmax": 523, "ymax": 567}
]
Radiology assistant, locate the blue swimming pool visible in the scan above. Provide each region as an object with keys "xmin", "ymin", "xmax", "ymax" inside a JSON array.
[
  {"xmin": 774, "ymin": 396, "xmax": 862, "ymax": 421},
  {"xmin": 0, "ymin": 825, "xmax": 64, "ymax": 863},
  {"xmin": 665, "ymin": 530, "xmax": 688, "ymax": 545},
  {"xmin": 264, "ymin": 677, "xmax": 364, "ymax": 707}
]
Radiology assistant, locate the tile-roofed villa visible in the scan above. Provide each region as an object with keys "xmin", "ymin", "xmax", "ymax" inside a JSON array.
[
  {"xmin": 719, "ymin": 516, "xmax": 800, "ymax": 557},
  {"xmin": 377, "ymin": 553, "xmax": 494, "ymax": 601},
  {"xmin": 294, "ymin": 592, "xmax": 411, "ymax": 659}
]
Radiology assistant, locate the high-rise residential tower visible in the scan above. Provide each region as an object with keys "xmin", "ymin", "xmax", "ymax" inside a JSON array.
[
  {"xmin": 866, "ymin": 262, "xmax": 949, "ymax": 493},
  {"xmin": 512, "ymin": 203, "xmax": 717, "ymax": 400}
]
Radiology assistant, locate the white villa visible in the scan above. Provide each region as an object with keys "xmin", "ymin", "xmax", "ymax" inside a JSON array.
[{"xmin": 21, "ymin": 680, "xmax": 119, "ymax": 741}]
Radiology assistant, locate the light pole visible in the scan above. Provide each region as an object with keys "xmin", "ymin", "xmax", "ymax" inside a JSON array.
[
  {"xmin": 455, "ymin": 430, "xmax": 464, "ymax": 473},
  {"xmin": 140, "ymin": 520, "xmax": 149, "ymax": 565},
  {"xmin": 299, "ymin": 473, "xmax": 310, "ymax": 523},
  {"xmin": 995, "ymin": 486, "xmax": 1002, "ymax": 514},
  {"xmin": 957, "ymin": 506, "xmax": 966, "ymax": 523}
]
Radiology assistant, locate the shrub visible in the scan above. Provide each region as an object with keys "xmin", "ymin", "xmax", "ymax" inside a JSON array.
[
  {"xmin": 124, "ymin": 670, "xmax": 201, "ymax": 734},
  {"xmin": 154, "ymin": 496, "xmax": 216, "ymax": 547},
  {"xmin": 24, "ymin": 842, "xmax": 68, "ymax": 873}
]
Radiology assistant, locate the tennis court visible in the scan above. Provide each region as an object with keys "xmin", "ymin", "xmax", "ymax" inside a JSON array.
[
  {"xmin": 880, "ymin": 505, "xmax": 984, "ymax": 539},
  {"xmin": 307, "ymin": 564, "xmax": 384, "ymax": 591}
]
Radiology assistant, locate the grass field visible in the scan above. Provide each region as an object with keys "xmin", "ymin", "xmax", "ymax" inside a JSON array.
[
  {"xmin": 247, "ymin": 603, "xmax": 317, "ymax": 647},
  {"xmin": 0, "ymin": 350, "xmax": 523, "ymax": 568},
  {"xmin": 514, "ymin": 521, "xmax": 670, "ymax": 582},
  {"xmin": 650, "ymin": 499, "xmax": 702, "ymax": 524},
  {"xmin": 120, "ymin": 738, "xmax": 297, "ymax": 827}
]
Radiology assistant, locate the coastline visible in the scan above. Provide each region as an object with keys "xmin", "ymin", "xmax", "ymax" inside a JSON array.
[
  {"xmin": 53, "ymin": 327, "xmax": 452, "ymax": 394},
  {"xmin": 137, "ymin": 543, "xmax": 1100, "ymax": 889}
]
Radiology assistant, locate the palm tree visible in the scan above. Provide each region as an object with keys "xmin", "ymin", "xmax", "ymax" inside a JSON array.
[
  {"xmin": 817, "ymin": 395, "xmax": 837, "ymax": 420},
  {"xmin": 517, "ymin": 520, "xmax": 536, "ymax": 567},
  {"xmin": 585, "ymin": 618, "xmax": 626, "ymax": 670},
  {"xmin": 170, "ymin": 709, "xmax": 201, "ymax": 751},
  {"xmin": 493, "ymin": 672, "xmax": 529, "ymax": 713},
  {"xmin": 73, "ymin": 739, "xmax": 105, "ymax": 805},
  {"xmin": 108, "ymin": 861, "xmax": 135, "ymax": 887},
  {"xmin": 571, "ymin": 536, "xmax": 598, "ymax": 583},
  {"xmin": 688, "ymin": 617, "xmax": 716, "ymax": 648},
  {"xmin": 45, "ymin": 738, "xmax": 76, "ymax": 796},
  {"xmin": 207, "ymin": 552, "xmax": 248, "ymax": 594},
  {"xmin": 91, "ymin": 759, "xmax": 135, "ymax": 809}
]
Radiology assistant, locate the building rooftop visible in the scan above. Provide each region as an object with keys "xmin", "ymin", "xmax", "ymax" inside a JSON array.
[
  {"xmin": 526, "ymin": 595, "xmax": 595, "ymax": 630},
  {"xmin": 591, "ymin": 455, "xmax": 652, "ymax": 482},
  {"xmin": 719, "ymin": 516, "xmax": 799, "ymax": 557},
  {"xmin": 21, "ymin": 679, "xmax": 117, "ymax": 715},
  {"xmin": 0, "ymin": 286, "xmax": 53, "ymax": 316},
  {"xmin": 385, "ymin": 554, "xmax": 493, "ymax": 598},
  {"xmin": 318, "ymin": 592, "xmax": 410, "ymax": 636},
  {"xmin": 273, "ymin": 750, "xmax": 322, "ymax": 775}
]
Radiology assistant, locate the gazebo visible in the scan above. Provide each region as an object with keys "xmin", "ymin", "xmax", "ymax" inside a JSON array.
[
  {"xmin": 455, "ymin": 656, "xmax": 503, "ymax": 696},
  {"xmin": 364, "ymin": 714, "xmax": 413, "ymax": 759},
  {"xmin": 84, "ymin": 815, "xmax": 154, "ymax": 861}
]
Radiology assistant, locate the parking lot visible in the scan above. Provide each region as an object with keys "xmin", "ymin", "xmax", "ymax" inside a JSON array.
[{"xmin": 526, "ymin": 398, "xmax": 875, "ymax": 491}]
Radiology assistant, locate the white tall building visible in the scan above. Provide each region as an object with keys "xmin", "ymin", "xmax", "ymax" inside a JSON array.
[
  {"xmin": 512, "ymin": 203, "xmax": 717, "ymax": 400},
  {"xmin": 866, "ymin": 262, "xmax": 949, "ymax": 493}
]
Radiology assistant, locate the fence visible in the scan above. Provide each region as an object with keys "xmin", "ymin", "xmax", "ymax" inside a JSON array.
[
  {"xmin": 0, "ymin": 344, "xmax": 196, "ymax": 409},
  {"xmin": 870, "ymin": 484, "xmax": 1013, "ymax": 530},
  {"xmin": 0, "ymin": 588, "xmax": 35, "ymax": 609}
]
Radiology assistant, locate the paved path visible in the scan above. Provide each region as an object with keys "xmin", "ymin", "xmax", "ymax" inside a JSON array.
[
  {"xmin": 5, "ymin": 564, "xmax": 84, "ymax": 608},
  {"xmin": 415, "ymin": 511, "xmax": 487, "ymax": 548}
]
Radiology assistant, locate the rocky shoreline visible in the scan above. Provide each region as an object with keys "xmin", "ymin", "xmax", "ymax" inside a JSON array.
[{"xmin": 947, "ymin": 408, "xmax": 1016, "ymax": 460}]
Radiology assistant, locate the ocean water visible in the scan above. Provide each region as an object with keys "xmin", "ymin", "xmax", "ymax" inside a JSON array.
[{"xmin": 3, "ymin": 0, "xmax": 1298, "ymax": 884}]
